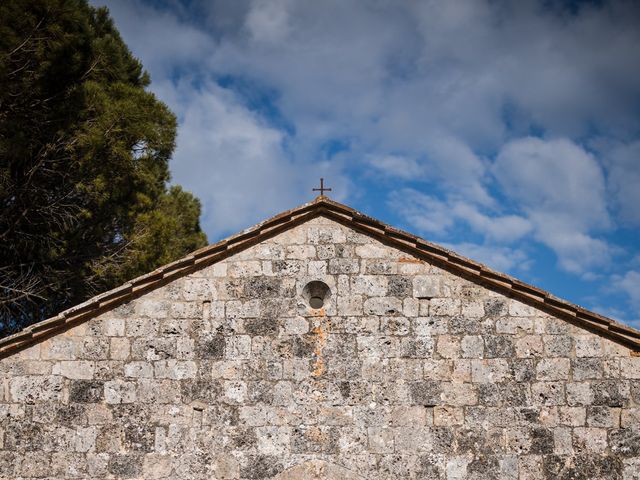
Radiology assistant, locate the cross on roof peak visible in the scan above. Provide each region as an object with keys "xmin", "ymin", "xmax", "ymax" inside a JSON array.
[{"xmin": 312, "ymin": 178, "xmax": 332, "ymax": 197}]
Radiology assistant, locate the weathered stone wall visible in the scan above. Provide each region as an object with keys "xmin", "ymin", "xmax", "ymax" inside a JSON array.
[{"xmin": 1, "ymin": 216, "xmax": 639, "ymax": 479}]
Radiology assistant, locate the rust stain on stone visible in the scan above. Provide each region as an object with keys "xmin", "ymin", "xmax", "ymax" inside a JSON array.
[
  {"xmin": 310, "ymin": 307, "xmax": 326, "ymax": 317},
  {"xmin": 311, "ymin": 314, "xmax": 331, "ymax": 377},
  {"xmin": 398, "ymin": 257, "xmax": 423, "ymax": 264},
  {"xmin": 305, "ymin": 426, "xmax": 328, "ymax": 446}
]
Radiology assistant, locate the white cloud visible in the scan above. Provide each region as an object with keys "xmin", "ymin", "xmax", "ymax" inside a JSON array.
[
  {"xmin": 389, "ymin": 190, "xmax": 455, "ymax": 236},
  {"xmin": 93, "ymin": 0, "xmax": 215, "ymax": 77},
  {"xmin": 443, "ymin": 242, "xmax": 530, "ymax": 273},
  {"xmin": 390, "ymin": 189, "xmax": 531, "ymax": 243},
  {"xmin": 154, "ymin": 78, "xmax": 346, "ymax": 238},
  {"xmin": 494, "ymin": 137, "xmax": 609, "ymax": 230},
  {"xmin": 602, "ymin": 140, "xmax": 640, "ymax": 226},
  {"xmin": 245, "ymin": 0, "xmax": 293, "ymax": 44},
  {"xmin": 93, "ymin": 0, "xmax": 640, "ymax": 286},
  {"xmin": 451, "ymin": 202, "xmax": 532, "ymax": 243},
  {"xmin": 613, "ymin": 271, "xmax": 640, "ymax": 309},
  {"xmin": 366, "ymin": 154, "xmax": 424, "ymax": 180},
  {"xmin": 389, "ymin": 191, "xmax": 532, "ymax": 273},
  {"xmin": 494, "ymin": 137, "xmax": 612, "ymax": 273}
]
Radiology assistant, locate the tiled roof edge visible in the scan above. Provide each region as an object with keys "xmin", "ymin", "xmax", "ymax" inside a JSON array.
[{"xmin": 1, "ymin": 195, "xmax": 639, "ymax": 357}]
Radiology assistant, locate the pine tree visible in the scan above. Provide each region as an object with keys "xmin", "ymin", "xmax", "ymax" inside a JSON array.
[{"xmin": 0, "ymin": 0, "xmax": 208, "ymax": 335}]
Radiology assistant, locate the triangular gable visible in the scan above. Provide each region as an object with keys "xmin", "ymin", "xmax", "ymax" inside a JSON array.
[{"xmin": 1, "ymin": 195, "xmax": 639, "ymax": 358}]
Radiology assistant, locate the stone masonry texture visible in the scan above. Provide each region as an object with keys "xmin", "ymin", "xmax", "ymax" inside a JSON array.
[{"xmin": 1, "ymin": 216, "xmax": 640, "ymax": 479}]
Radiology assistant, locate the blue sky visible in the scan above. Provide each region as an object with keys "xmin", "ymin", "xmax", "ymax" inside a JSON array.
[{"xmin": 93, "ymin": 0, "xmax": 640, "ymax": 327}]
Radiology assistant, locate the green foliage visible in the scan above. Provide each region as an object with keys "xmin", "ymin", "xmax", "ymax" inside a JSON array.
[{"xmin": 0, "ymin": 0, "xmax": 208, "ymax": 335}]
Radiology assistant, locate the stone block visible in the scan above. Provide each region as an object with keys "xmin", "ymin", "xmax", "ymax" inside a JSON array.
[
  {"xmin": 351, "ymin": 275, "xmax": 388, "ymax": 296},
  {"xmin": 355, "ymin": 243, "xmax": 394, "ymax": 258},
  {"xmin": 451, "ymin": 360, "xmax": 472, "ymax": 383},
  {"xmin": 256, "ymin": 426, "xmax": 290, "ymax": 455},
  {"xmin": 108, "ymin": 453, "xmax": 142, "ymax": 478},
  {"xmin": 621, "ymin": 358, "xmax": 640, "ymax": 379},
  {"xmin": 531, "ymin": 382, "xmax": 565, "ymax": 406},
  {"xmin": 558, "ymin": 406, "xmax": 586, "ymax": 426},
  {"xmin": 70, "ymin": 380, "xmax": 104, "ymax": 403},
  {"xmin": 272, "ymin": 260, "xmax": 304, "ymax": 276},
  {"xmin": 283, "ymin": 316, "xmax": 309, "ymax": 335},
  {"xmin": 437, "ymin": 335, "xmax": 460, "ymax": 359},
  {"xmin": 286, "ymin": 245, "xmax": 315, "ymax": 259},
  {"xmin": 308, "ymin": 225, "xmax": 346, "ymax": 244},
  {"xmin": 134, "ymin": 300, "xmax": 168, "ymax": 318},
  {"xmin": 449, "ymin": 316, "xmax": 481, "ymax": 335},
  {"xmin": 399, "ymin": 336, "xmax": 434, "ymax": 359},
  {"xmin": 380, "ymin": 316, "xmax": 410, "ymax": 336},
  {"xmin": 142, "ymin": 454, "xmax": 172, "ymax": 478},
  {"xmin": 328, "ymin": 258, "xmax": 360, "ymax": 274},
  {"xmin": 367, "ymin": 426, "xmax": 394, "ymax": 453},
  {"xmin": 52, "ymin": 361, "xmax": 95, "ymax": 380},
  {"xmin": 291, "ymin": 425, "xmax": 339, "ymax": 454},
  {"xmin": 408, "ymin": 380, "xmax": 442, "ymax": 406},
  {"xmin": 442, "ymin": 382, "xmax": 477, "ymax": 406},
  {"xmin": 154, "ymin": 360, "xmax": 197, "ymax": 380},
  {"xmin": 102, "ymin": 318, "xmax": 125, "ymax": 336},
  {"xmin": 495, "ymin": 317, "xmax": 534, "ymax": 334},
  {"xmin": 572, "ymin": 358, "xmax": 603, "ymax": 380},
  {"xmin": 566, "ymin": 382, "xmax": 594, "ymax": 406},
  {"xmin": 423, "ymin": 360, "xmax": 453, "ymax": 381},
  {"xmin": 543, "ymin": 335, "xmax": 572, "ymax": 357},
  {"xmin": 363, "ymin": 259, "xmax": 397, "ymax": 274},
  {"xmin": 434, "ymin": 406, "xmax": 464, "ymax": 426},
  {"xmin": 125, "ymin": 317, "xmax": 158, "ymax": 337},
  {"xmin": 430, "ymin": 298, "xmax": 461, "ymax": 316},
  {"xmin": 586, "ymin": 406, "xmax": 620, "ymax": 428},
  {"xmin": 461, "ymin": 335, "xmax": 484, "ymax": 358},
  {"xmin": 228, "ymin": 261, "xmax": 262, "ymax": 277},
  {"xmin": 403, "ymin": 298, "xmax": 419, "ymax": 317},
  {"xmin": 9, "ymin": 376, "xmax": 64, "ymax": 403},
  {"xmin": 170, "ymin": 301, "xmax": 202, "ymax": 319},
  {"xmin": 104, "ymin": 380, "xmax": 136, "ymax": 404},
  {"xmin": 337, "ymin": 295, "xmax": 364, "ymax": 316},
  {"xmin": 364, "ymin": 296, "xmax": 403, "ymax": 316},
  {"xmin": 307, "ymin": 260, "xmax": 327, "ymax": 276},
  {"xmin": 621, "ymin": 408, "xmax": 640, "ymax": 427},
  {"xmin": 414, "ymin": 317, "xmax": 449, "ymax": 335},
  {"xmin": 508, "ymin": 300, "xmax": 537, "ymax": 316},
  {"xmin": 124, "ymin": 361, "xmax": 153, "ymax": 378},
  {"xmin": 592, "ymin": 379, "xmax": 628, "ymax": 407},
  {"xmin": 391, "ymin": 406, "xmax": 431, "ymax": 426},
  {"xmin": 553, "ymin": 427, "xmax": 573, "ymax": 455},
  {"xmin": 536, "ymin": 358, "xmax": 570, "ymax": 381},
  {"xmin": 40, "ymin": 337, "xmax": 76, "ymax": 360},
  {"xmin": 413, "ymin": 275, "xmax": 445, "ymax": 299},
  {"xmin": 575, "ymin": 335, "xmax": 603, "ymax": 357},
  {"xmin": 226, "ymin": 300, "xmax": 261, "ymax": 319},
  {"xmin": 573, "ymin": 427, "xmax": 608, "ymax": 453},
  {"xmin": 224, "ymin": 381, "xmax": 247, "ymax": 404},
  {"xmin": 485, "ymin": 335, "xmax": 515, "ymax": 358},
  {"xmin": 515, "ymin": 335, "xmax": 544, "ymax": 358},
  {"xmin": 471, "ymin": 359, "xmax": 510, "ymax": 383},
  {"xmin": 316, "ymin": 244, "xmax": 335, "ymax": 259},
  {"xmin": 182, "ymin": 278, "xmax": 217, "ymax": 301}
]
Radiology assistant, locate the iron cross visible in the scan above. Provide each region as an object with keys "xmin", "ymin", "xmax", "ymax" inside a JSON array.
[{"xmin": 313, "ymin": 178, "xmax": 332, "ymax": 196}]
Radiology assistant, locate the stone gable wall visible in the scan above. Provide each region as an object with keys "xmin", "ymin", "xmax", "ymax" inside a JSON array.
[{"xmin": 1, "ymin": 216, "xmax": 639, "ymax": 479}]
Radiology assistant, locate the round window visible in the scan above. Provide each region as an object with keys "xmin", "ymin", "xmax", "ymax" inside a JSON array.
[{"xmin": 302, "ymin": 281, "xmax": 331, "ymax": 309}]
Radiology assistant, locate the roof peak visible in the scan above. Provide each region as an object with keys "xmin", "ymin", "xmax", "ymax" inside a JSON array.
[{"xmin": 2, "ymin": 196, "xmax": 639, "ymax": 357}]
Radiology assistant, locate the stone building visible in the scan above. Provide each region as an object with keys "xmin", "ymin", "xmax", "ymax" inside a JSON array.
[{"xmin": 1, "ymin": 195, "xmax": 639, "ymax": 479}]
